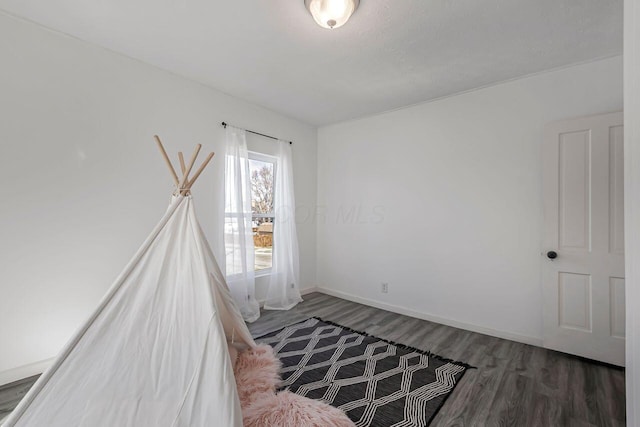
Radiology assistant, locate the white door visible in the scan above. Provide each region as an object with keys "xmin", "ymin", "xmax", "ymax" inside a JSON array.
[{"xmin": 542, "ymin": 112, "xmax": 625, "ymax": 366}]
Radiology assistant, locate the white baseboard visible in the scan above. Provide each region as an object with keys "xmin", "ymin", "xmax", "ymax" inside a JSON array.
[
  {"xmin": 316, "ymin": 287, "xmax": 543, "ymax": 347},
  {"xmin": 0, "ymin": 357, "xmax": 54, "ymax": 387},
  {"xmin": 300, "ymin": 286, "xmax": 318, "ymax": 296},
  {"xmin": 257, "ymin": 286, "xmax": 318, "ymax": 307}
]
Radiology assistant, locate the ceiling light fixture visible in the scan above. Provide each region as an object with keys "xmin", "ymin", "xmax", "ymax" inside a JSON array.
[{"xmin": 304, "ymin": 0, "xmax": 360, "ymax": 30}]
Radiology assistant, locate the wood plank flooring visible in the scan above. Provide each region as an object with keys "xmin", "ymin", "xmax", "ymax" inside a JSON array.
[
  {"xmin": 0, "ymin": 292, "xmax": 626, "ymax": 426},
  {"xmin": 249, "ymin": 293, "xmax": 625, "ymax": 426},
  {"xmin": 0, "ymin": 376, "xmax": 38, "ymax": 423}
]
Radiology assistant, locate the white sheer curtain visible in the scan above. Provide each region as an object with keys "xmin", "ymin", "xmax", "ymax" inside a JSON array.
[
  {"xmin": 264, "ymin": 140, "xmax": 303, "ymax": 310},
  {"xmin": 222, "ymin": 126, "xmax": 260, "ymax": 322}
]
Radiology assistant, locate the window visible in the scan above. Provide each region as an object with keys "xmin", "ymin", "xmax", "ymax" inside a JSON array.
[{"xmin": 249, "ymin": 152, "xmax": 276, "ymax": 271}]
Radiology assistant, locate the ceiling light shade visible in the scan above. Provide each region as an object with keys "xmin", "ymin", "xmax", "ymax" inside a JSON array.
[{"xmin": 304, "ymin": 0, "xmax": 360, "ymax": 29}]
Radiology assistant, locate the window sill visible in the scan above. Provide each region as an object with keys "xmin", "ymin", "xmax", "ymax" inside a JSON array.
[{"xmin": 255, "ymin": 268, "xmax": 273, "ymax": 278}]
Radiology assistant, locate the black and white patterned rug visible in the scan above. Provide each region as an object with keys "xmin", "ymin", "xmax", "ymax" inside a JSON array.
[{"xmin": 257, "ymin": 317, "xmax": 472, "ymax": 427}]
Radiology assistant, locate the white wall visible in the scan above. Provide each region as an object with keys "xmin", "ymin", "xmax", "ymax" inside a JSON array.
[
  {"xmin": 317, "ymin": 57, "xmax": 623, "ymax": 344},
  {"xmin": 0, "ymin": 12, "xmax": 317, "ymax": 382},
  {"xmin": 624, "ymin": 0, "xmax": 640, "ymax": 422}
]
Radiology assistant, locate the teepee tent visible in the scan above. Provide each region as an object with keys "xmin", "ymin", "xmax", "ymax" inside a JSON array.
[{"xmin": 3, "ymin": 137, "xmax": 255, "ymax": 427}]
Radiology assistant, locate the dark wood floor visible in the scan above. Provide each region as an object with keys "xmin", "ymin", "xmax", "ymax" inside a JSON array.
[
  {"xmin": 250, "ymin": 293, "xmax": 626, "ymax": 426},
  {"xmin": 0, "ymin": 292, "xmax": 626, "ymax": 426}
]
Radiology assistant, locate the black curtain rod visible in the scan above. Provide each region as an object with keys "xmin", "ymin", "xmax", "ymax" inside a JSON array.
[{"xmin": 221, "ymin": 122, "xmax": 293, "ymax": 145}]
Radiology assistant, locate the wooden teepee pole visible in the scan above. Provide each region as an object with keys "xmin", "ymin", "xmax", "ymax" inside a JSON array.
[
  {"xmin": 178, "ymin": 144, "xmax": 201, "ymax": 191},
  {"xmin": 177, "ymin": 152, "xmax": 186, "ymax": 174},
  {"xmin": 154, "ymin": 135, "xmax": 214, "ymax": 194},
  {"xmin": 154, "ymin": 135, "xmax": 179, "ymax": 186},
  {"xmin": 186, "ymin": 152, "xmax": 215, "ymax": 190}
]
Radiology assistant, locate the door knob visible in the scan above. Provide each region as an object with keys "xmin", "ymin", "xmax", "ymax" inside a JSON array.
[{"xmin": 547, "ymin": 251, "xmax": 558, "ymax": 259}]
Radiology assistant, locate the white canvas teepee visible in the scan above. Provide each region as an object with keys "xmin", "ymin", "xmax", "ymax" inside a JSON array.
[{"xmin": 3, "ymin": 138, "xmax": 254, "ymax": 427}]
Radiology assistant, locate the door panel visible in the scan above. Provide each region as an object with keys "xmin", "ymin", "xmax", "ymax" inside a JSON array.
[
  {"xmin": 609, "ymin": 126, "xmax": 625, "ymax": 254},
  {"xmin": 542, "ymin": 112, "xmax": 624, "ymax": 366},
  {"xmin": 609, "ymin": 277, "xmax": 625, "ymax": 338},
  {"xmin": 558, "ymin": 272, "xmax": 592, "ymax": 332},
  {"xmin": 558, "ymin": 130, "xmax": 591, "ymax": 251}
]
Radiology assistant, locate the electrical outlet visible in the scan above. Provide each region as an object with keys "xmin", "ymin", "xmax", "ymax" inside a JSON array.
[{"xmin": 381, "ymin": 282, "xmax": 389, "ymax": 293}]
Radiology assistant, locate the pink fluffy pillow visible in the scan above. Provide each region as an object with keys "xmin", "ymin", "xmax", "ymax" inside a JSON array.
[
  {"xmin": 242, "ymin": 390, "xmax": 355, "ymax": 427},
  {"xmin": 233, "ymin": 344, "xmax": 355, "ymax": 427},
  {"xmin": 234, "ymin": 344, "xmax": 282, "ymax": 407}
]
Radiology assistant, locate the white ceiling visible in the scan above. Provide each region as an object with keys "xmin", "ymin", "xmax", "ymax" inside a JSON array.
[{"xmin": 0, "ymin": 0, "xmax": 622, "ymax": 126}]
